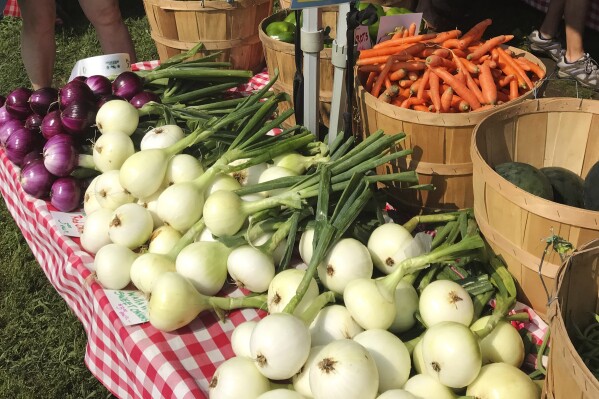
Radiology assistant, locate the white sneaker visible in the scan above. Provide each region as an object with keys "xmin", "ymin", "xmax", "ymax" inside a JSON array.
[
  {"xmin": 556, "ymin": 53, "xmax": 599, "ymax": 89},
  {"xmin": 528, "ymin": 30, "xmax": 562, "ymax": 62}
]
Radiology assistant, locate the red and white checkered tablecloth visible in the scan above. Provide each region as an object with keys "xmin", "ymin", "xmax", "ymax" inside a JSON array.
[
  {"xmin": 2, "ymin": 0, "xmax": 20, "ymax": 17},
  {"xmin": 522, "ymin": 0, "xmax": 599, "ymax": 32}
]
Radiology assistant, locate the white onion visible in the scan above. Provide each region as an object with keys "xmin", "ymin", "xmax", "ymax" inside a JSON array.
[
  {"xmin": 96, "ymin": 100, "xmax": 139, "ymax": 136},
  {"xmin": 353, "ymin": 329, "xmax": 411, "ymax": 392},
  {"xmin": 257, "ymin": 389, "xmax": 306, "ymax": 399},
  {"xmin": 137, "ymin": 191, "xmax": 164, "ymax": 229},
  {"xmin": 389, "ymin": 280, "xmax": 420, "ymax": 334},
  {"xmin": 376, "ymin": 390, "xmax": 418, "ymax": 399},
  {"xmin": 92, "ymin": 130, "xmax": 135, "ymax": 172},
  {"xmin": 94, "ymin": 170, "xmax": 135, "ymax": 210},
  {"xmin": 108, "ymin": 203, "xmax": 154, "ymax": 249},
  {"xmin": 228, "ymin": 159, "xmax": 268, "ymax": 186},
  {"xmin": 148, "ymin": 225, "xmax": 182, "ymax": 255},
  {"xmin": 292, "ymin": 345, "xmax": 325, "ymax": 398},
  {"xmin": 367, "ymin": 223, "xmax": 414, "ymax": 274},
  {"xmin": 470, "ymin": 316, "xmax": 525, "ymax": 367},
  {"xmin": 317, "ymin": 238, "xmax": 373, "ymax": 295},
  {"xmin": 227, "ymin": 245, "xmax": 275, "ymax": 293},
  {"xmin": 268, "ymin": 269, "xmax": 319, "ymax": 315},
  {"xmin": 175, "ymin": 241, "xmax": 230, "ymax": 296},
  {"xmin": 140, "ymin": 124, "xmax": 184, "ymax": 150},
  {"xmin": 83, "ymin": 175, "xmax": 102, "ymax": 215},
  {"xmin": 272, "ymin": 151, "xmax": 325, "ymax": 175},
  {"xmin": 298, "ymin": 227, "xmax": 315, "ymax": 264},
  {"xmin": 156, "ymin": 182, "xmax": 204, "ymax": 232},
  {"xmin": 250, "ymin": 313, "xmax": 311, "ymax": 380},
  {"xmin": 419, "ymin": 279, "xmax": 474, "ymax": 327},
  {"xmin": 129, "ymin": 252, "xmax": 176, "ymax": 294},
  {"xmin": 94, "ymin": 243, "xmax": 138, "ymax": 289},
  {"xmin": 196, "ymin": 226, "xmax": 216, "ymax": 242},
  {"xmin": 465, "ymin": 362, "xmax": 540, "ymax": 399},
  {"xmin": 309, "ymin": 304, "xmax": 364, "ymax": 346},
  {"xmin": 343, "ymin": 277, "xmax": 396, "ymax": 330},
  {"xmin": 206, "ymin": 173, "xmax": 241, "ymax": 195},
  {"xmin": 231, "ymin": 320, "xmax": 258, "ymax": 358},
  {"xmin": 119, "ymin": 148, "xmax": 172, "ymax": 199},
  {"xmin": 258, "ymin": 166, "xmax": 298, "ymax": 196},
  {"xmin": 251, "ymin": 232, "xmax": 287, "ymax": 265},
  {"xmin": 421, "ymin": 321, "xmax": 482, "ymax": 388},
  {"xmin": 80, "ymin": 208, "xmax": 113, "ymax": 254},
  {"xmin": 163, "ymin": 153, "xmax": 204, "ymax": 186},
  {"xmin": 309, "ymin": 339, "xmax": 379, "ymax": 399},
  {"xmin": 403, "ymin": 374, "xmax": 456, "ymax": 399},
  {"xmin": 412, "ymin": 339, "xmax": 426, "ymax": 375},
  {"xmin": 208, "ymin": 356, "xmax": 270, "ymax": 399}
]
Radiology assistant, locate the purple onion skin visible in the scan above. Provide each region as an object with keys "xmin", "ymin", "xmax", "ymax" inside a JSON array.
[
  {"xmin": 20, "ymin": 159, "xmax": 56, "ymax": 199},
  {"xmin": 21, "ymin": 149, "xmax": 44, "ymax": 169},
  {"xmin": 5, "ymin": 87, "xmax": 33, "ymax": 120},
  {"xmin": 0, "ymin": 105, "xmax": 16, "ymax": 127},
  {"xmin": 44, "ymin": 133, "xmax": 75, "ymax": 149},
  {"xmin": 43, "ymin": 136, "xmax": 78, "ymax": 177},
  {"xmin": 96, "ymin": 94, "xmax": 124, "ymax": 109},
  {"xmin": 25, "ymin": 113, "xmax": 44, "ymax": 133},
  {"xmin": 5, "ymin": 126, "xmax": 40, "ymax": 166},
  {"xmin": 59, "ymin": 80, "xmax": 96, "ymax": 110},
  {"xmin": 41, "ymin": 110, "xmax": 68, "ymax": 140},
  {"xmin": 29, "ymin": 87, "xmax": 59, "ymax": 116},
  {"xmin": 0, "ymin": 95, "xmax": 5, "ymax": 108},
  {"xmin": 130, "ymin": 91, "xmax": 161, "ymax": 109},
  {"xmin": 0, "ymin": 119, "xmax": 25, "ymax": 147},
  {"xmin": 73, "ymin": 76, "xmax": 87, "ymax": 82},
  {"xmin": 85, "ymin": 75, "xmax": 113, "ymax": 98},
  {"xmin": 61, "ymin": 102, "xmax": 96, "ymax": 135},
  {"xmin": 112, "ymin": 71, "xmax": 144, "ymax": 101},
  {"xmin": 50, "ymin": 177, "xmax": 82, "ymax": 212}
]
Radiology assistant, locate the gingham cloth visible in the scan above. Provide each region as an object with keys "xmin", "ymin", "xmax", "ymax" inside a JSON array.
[
  {"xmin": 522, "ymin": 0, "xmax": 599, "ymax": 32},
  {"xmin": 2, "ymin": 0, "xmax": 19, "ymax": 17}
]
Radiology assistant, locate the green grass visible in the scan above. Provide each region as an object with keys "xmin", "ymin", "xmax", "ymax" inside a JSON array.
[{"xmin": 0, "ymin": 1, "xmax": 156, "ymax": 398}]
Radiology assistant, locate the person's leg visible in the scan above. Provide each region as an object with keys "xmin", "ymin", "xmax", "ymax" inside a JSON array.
[
  {"xmin": 563, "ymin": 0, "xmax": 590, "ymax": 62},
  {"xmin": 539, "ymin": 0, "xmax": 566, "ymax": 39},
  {"xmin": 78, "ymin": 0, "xmax": 137, "ymax": 63},
  {"xmin": 17, "ymin": 0, "xmax": 57, "ymax": 89}
]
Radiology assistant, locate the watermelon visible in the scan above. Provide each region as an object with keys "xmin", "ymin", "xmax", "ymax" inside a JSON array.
[
  {"xmin": 584, "ymin": 160, "xmax": 599, "ymax": 211},
  {"xmin": 540, "ymin": 166, "xmax": 584, "ymax": 208},
  {"xmin": 494, "ymin": 162, "xmax": 554, "ymax": 201}
]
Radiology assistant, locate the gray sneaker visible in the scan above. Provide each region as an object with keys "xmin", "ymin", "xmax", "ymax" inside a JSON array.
[
  {"xmin": 528, "ymin": 30, "xmax": 562, "ymax": 62},
  {"xmin": 556, "ymin": 53, "xmax": 599, "ymax": 89}
]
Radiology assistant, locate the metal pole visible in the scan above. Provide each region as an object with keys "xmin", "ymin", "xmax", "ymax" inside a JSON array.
[
  {"xmin": 327, "ymin": 2, "xmax": 350, "ymax": 145},
  {"xmin": 301, "ymin": 8, "xmax": 323, "ymax": 138}
]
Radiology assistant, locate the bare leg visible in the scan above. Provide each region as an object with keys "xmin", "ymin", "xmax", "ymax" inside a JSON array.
[
  {"xmin": 563, "ymin": 0, "xmax": 589, "ymax": 62},
  {"xmin": 18, "ymin": 0, "xmax": 57, "ymax": 89},
  {"xmin": 539, "ymin": 0, "xmax": 566, "ymax": 39},
  {"xmin": 78, "ymin": 0, "xmax": 137, "ymax": 63}
]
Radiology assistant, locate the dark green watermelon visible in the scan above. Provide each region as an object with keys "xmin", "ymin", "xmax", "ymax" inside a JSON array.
[
  {"xmin": 584, "ymin": 160, "xmax": 599, "ymax": 211},
  {"xmin": 495, "ymin": 162, "xmax": 554, "ymax": 201},
  {"xmin": 540, "ymin": 166, "xmax": 584, "ymax": 208}
]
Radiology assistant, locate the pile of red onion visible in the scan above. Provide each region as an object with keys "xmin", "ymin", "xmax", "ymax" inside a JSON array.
[{"xmin": 0, "ymin": 71, "xmax": 157, "ymax": 212}]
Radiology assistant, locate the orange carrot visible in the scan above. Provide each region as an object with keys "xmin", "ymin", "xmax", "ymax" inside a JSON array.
[
  {"xmin": 400, "ymin": 97, "xmax": 426, "ymax": 108},
  {"xmin": 408, "ymin": 22, "xmax": 417, "ymax": 37},
  {"xmin": 496, "ymin": 46, "xmax": 533, "ymax": 90},
  {"xmin": 358, "ymin": 42, "xmax": 426, "ymax": 61},
  {"xmin": 419, "ymin": 48, "xmax": 452, "ymax": 58},
  {"xmin": 429, "ymin": 65, "xmax": 481, "ymax": 109},
  {"xmin": 467, "ymin": 35, "xmax": 512, "ymax": 61},
  {"xmin": 385, "ymin": 77, "xmax": 392, "ymax": 89},
  {"xmin": 403, "ymin": 28, "xmax": 410, "ymax": 38},
  {"xmin": 459, "ymin": 18, "xmax": 492, "ymax": 49},
  {"xmin": 458, "ymin": 100, "xmax": 471, "ymax": 112},
  {"xmin": 429, "ymin": 30, "xmax": 462, "ymax": 44},
  {"xmin": 398, "ymin": 79, "xmax": 413, "ymax": 88},
  {"xmin": 410, "ymin": 77, "xmax": 424, "ymax": 95},
  {"xmin": 478, "ymin": 54, "xmax": 492, "ymax": 63},
  {"xmin": 391, "ymin": 27, "xmax": 405, "ymax": 40},
  {"xmin": 365, "ymin": 72, "xmax": 377, "ymax": 92},
  {"xmin": 515, "ymin": 56, "xmax": 546, "ymax": 79},
  {"xmin": 441, "ymin": 38, "xmax": 462, "ymax": 49},
  {"xmin": 358, "ymin": 65, "xmax": 384, "ymax": 73},
  {"xmin": 417, "ymin": 69, "xmax": 431, "ymax": 100},
  {"xmin": 451, "ymin": 48, "xmax": 468, "ymax": 58},
  {"xmin": 496, "ymin": 74, "xmax": 515, "ymax": 87},
  {"xmin": 450, "ymin": 94, "xmax": 464, "ymax": 108},
  {"xmin": 426, "ymin": 55, "xmax": 457, "ymax": 70},
  {"xmin": 413, "ymin": 104, "xmax": 430, "ymax": 112},
  {"xmin": 407, "ymin": 70, "xmax": 419, "ymax": 81},
  {"xmin": 466, "ymin": 73, "xmax": 485, "ymax": 105},
  {"xmin": 428, "ymin": 70, "xmax": 442, "ymax": 112},
  {"xmin": 440, "ymin": 86, "xmax": 453, "ymax": 112},
  {"xmin": 371, "ymin": 55, "xmax": 397, "ymax": 98},
  {"xmin": 393, "ymin": 69, "xmax": 408, "ymax": 81},
  {"xmin": 508, "ymin": 78, "xmax": 519, "ymax": 100},
  {"xmin": 388, "ymin": 61, "xmax": 426, "ymax": 80},
  {"xmin": 373, "ymin": 33, "xmax": 437, "ymax": 49},
  {"xmin": 459, "ymin": 57, "xmax": 479, "ymax": 74},
  {"xmin": 479, "ymin": 61, "xmax": 497, "ymax": 105},
  {"xmin": 378, "ymin": 85, "xmax": 400, "ymax": 103},
  {"xmin": 515, "ymin": 58, "xmax": 531, "ymax": 71},
  {"xmin": 452, "ymin": 55, "xmax": 468, "ymax": 83}
]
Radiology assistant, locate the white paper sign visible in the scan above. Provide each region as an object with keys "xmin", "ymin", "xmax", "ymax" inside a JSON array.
[
  {"xmin": 50, "ymin": 211, "xmax": 85, "ymax": 237},
  {"xmin": 376, "ymin": 13, "xmax": 423, "ymax": 45},
  {"xmin": 68, "ymin": 53, "xmax": 131, "ymax": 82},
  {"xmin": 105, "ymin": 290, "xmax": 149, "ymax": 326},
  {"xmin": 355, "ymin": 25, "xmax": 372, "ymax": 50}
]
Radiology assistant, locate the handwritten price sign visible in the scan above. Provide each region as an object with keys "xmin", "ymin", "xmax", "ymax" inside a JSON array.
[
  {"xmin": 355, "ymin": 25, "xmax": 372, "ymax": 50},
  {"xmin": 50, "ymin": 211, "xmax": 85, "ymax": 237}
]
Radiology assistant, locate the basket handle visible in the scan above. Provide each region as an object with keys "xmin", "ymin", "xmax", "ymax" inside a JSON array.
[{"xmin": 150, "ymin": 0, "xmax": 270, "ymax": 11}]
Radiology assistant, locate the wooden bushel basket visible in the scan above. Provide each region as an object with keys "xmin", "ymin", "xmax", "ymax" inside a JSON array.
[
  {"xmin": 143, "ymin": 0, "xmax": 272, "ymax": 73},
  {"xmin": 543, "ymin": 239, "xmax": 599, "ymax": 399},
  {"xmin": 471, "ymin": 98, "xmax": 599, "ymax": 318},
  {"xmin": 356, "ymin": 48, "xmax": 544, "ymax": 212}
]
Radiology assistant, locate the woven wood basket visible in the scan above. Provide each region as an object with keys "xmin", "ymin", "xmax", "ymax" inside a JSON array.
[
  {"xmin": 258, "ymin": 10, "xmax": 338, "ymax": 128},
  {"xmin": 356, "ymin": 48, "xmax": 544, "ymax": 212},
  {"xmin": 143, "ymin": 0, "xmax": 272, "ymax": 73},
  {"xmin": 543, "ymin": 239, "xmax": 599, "ymax": 399},
  {"xmin": 471, "ymin": 98, "xmax": 599, "ymax": 318}
]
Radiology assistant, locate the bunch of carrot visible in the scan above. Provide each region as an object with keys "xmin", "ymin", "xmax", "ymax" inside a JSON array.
[{"xmin": 357, "ymin": 19, "xmax": 546, "ymax": 113}]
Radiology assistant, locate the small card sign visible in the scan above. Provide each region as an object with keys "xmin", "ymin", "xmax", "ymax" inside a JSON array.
[
  {"xmin": 290, "ymin": 0, "xmax": 347, "ymax": 10},
  {"xmin": 355, "ymin": 25, "xmax": 372, "ymax": 50},
  {"xmin": 376, "ymin": 13, "xmax": 423, "ymax": 45},
  {"xmin": 50, "ymin": 211, "xmax": 85, "ymax": 237},
  {"xmin": 105, "ymin": 290, "xmax": 149, "ymax": 326}
]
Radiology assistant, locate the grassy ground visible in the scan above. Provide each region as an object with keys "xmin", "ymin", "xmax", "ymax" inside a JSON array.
[{"xmin": 0, "ymin": 0, "xmax": 597, "ymax": 398}]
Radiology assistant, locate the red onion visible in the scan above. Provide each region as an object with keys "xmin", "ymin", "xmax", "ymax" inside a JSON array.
[
  {"xmin": 97, "ymin": 94, "xmax": 123, "ymax": 109},
  {"xmin": 73, "ymin": 76, "xmax": 87, "ymax": 82},
  {"xmin": 5, "ymin": 126, "xmax": 39, "ymax": 166},
  {"xmin": 85, "ymin": 75, "xmax": 113, "ymax": 98},
  {"xmin": 25, "ymin": 113, "xmax": 44, "ymax": 133},
  {"xmin": 29, "ymin": 87, "xmax": 59, "ymax": 116},
  {"xmin": 41, "ymin": 110, "xmax": 68, "ymax": 140},
  {"xmin": 112, "ymin": 71, "xmax": 144, "ymax": 101},
  {"xmin": 50, "ymin": 177, "xmax": 82, "ymax": 212},
  {"xmin": 20, "ymin": 159, "xmax": 56, "ymax": 198},
  {"xmin": 0, "ymin": 105, "xmax": 16, "ymax": 127},
  {"xmin": 43, "ymin": 135, "xmax": 78, "ymax": 176},
  {"xmin": 5, "ymin": 87, "xmax": 33, "ymax": 120},
  {"xmin": 22, "ymin": 150, "xmax": 43, "ymax": 169},
  {"xmin": 59, "ymin": 80, "xmax": 95, "ymax": 110},
  {"xmin": 60, "ymin": 102, "xmax": 95, "ymax": 135},
  {"xmin": 130, "ymin": 91, "xmax": 161, "ymax": 109},
  {"xmin": 0, "ymin": 119, "xmax": 24, "ymax": 146}
]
